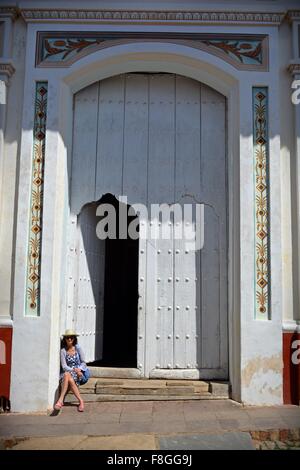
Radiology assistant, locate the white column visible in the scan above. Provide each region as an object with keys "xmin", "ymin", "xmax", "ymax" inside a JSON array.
[
  {"xmin": 0, "ymin": 62, "xmax": 15, "ymax": 326},
  {"xmin": 286, "ymin": 11, "xmax": 300, "ymax": 328},
  {"xmin": 239, "ymin": 78, "xmax": 283, "ymax": 405},
  {"xmin": 290, "ymin": 65, "xmax": 300, "ymax": 325},
  {"xmin": 295, "ymin": 74, "xmax": 300, "ymax": 322},
  {"xmin": 0, "ymin": 76, "xmax": 7, "ymax": 153},
  {"xmin": 10, "ymin": 77, "xmax": 67, "ymax": 412},
  {"xmin": 0, "ymin": 76, "xmax": 8, "ymax": 213}
]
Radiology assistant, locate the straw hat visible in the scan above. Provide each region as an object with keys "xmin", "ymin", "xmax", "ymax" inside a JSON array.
[{"xmin": 62, "ymin": 329, "xmax": 79, "ymax": 337}]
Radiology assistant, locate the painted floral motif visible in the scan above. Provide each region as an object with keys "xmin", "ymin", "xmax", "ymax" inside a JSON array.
[
  {"xmin": 43, "ymin": 38, "xmax": 103, "ymax": 61},
  {"xmin": 37, "ymin": 33, "xmax": 265, "ymax": 68},
  {"xmin": 203, "ymin": 40, "xmax": 262, "ymax": 64},
  {"xmin": 253, "ymin": 88, "xmax": 269, "ymax": 319},
  {"xmin": 26, "ymin": 82, "xmax": 47, "ymax": 316}
]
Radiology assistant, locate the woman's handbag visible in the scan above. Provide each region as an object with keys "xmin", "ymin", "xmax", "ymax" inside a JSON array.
[{"xmin": 79, "ymin": 368, "xmax": 91, "ymax": 385}]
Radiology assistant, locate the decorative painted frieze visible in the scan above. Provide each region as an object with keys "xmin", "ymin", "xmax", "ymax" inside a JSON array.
[
  {"xmin": 253, "ymin": 88, "xmax": 270, "ymax": 320},
  {"xmin": 36, "ymin": 32, "xmax": 268, "ymax": 70},
  {"xmin": 25, "ymin": 82, "xmax": 48, "ymax": 316},
  {"xmin": 202, "ymin": 39, "xmax": 262, "ymax": 65},
  {"xmin": 20, "ymin": 9, "xmax": 285, "ymax": 25},
  {"xmin": 40, "ymin": 35, "xmax": 103, "ymax": 64}
]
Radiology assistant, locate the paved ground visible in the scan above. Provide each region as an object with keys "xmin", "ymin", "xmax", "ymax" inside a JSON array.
[{"xmin": 0, "ymin": 400, "xmax": 299, "ymax": 450}]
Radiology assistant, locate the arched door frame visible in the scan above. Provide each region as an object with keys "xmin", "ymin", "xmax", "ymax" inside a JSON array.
[
  {"xmin": 12, "ymin": 42, "xmax": 245, "ymax": 410},
  {"xmin": 61, "ymin": 43, "xmax": 241, "ymax": 397}
]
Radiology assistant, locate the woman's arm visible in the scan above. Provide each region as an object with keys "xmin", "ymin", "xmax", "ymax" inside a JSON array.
[
  {"xmin": 60, "ymin": 349, "xmax": 73, "ymax": 372},
  {"xmin": 76, "ymin": 345, "xmax": 87, "ymax": 371}
]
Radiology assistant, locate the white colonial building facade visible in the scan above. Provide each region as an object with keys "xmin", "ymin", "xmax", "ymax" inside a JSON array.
[{"xmin": 0, "ymin": 0, "xmax": 300, "ymax": 412}]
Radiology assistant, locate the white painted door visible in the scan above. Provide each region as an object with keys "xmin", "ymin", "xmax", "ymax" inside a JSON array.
[{"xmin": 70, "ymin": 74, "xmax": 227, "ymax": 378}]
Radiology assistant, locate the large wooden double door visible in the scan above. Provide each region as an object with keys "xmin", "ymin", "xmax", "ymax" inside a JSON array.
[{"xmin": 66, "ymin": 73, "xmax": 228, "ymax": 378}]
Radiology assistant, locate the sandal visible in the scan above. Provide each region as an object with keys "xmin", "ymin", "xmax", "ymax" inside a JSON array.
[
  {"xmin": 78, "ymin": 401, "xmax": 84, "ymax": 412},
  {"xmin": 54, "ymin": 400, "xmax": 63, "ymax": 410}
]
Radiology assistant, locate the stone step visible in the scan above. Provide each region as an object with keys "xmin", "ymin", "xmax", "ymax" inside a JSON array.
[
  {"xmin": 93, "ymin": 378, "xmax": 210, "ymax": 385},
  {"xmin": 95, "ymin": 386, "xmax": 196, "ymax": 395},
  {"xmin": 80, "ymin": 377, "xmax": 229, "ymax": 398},
  {"xmin": 96, "ymin": 379, "xmax": 168, "ymax": 388},
  {"xmin": 96, "ymin": 380, "xmax": 125, "ymax": 386},
  {"xmin": 79, "ymin": 378, "xmax": 97, "ymax": 394},
  {"xmin": 89, "ymin": 367, "xmax": 141, "ymax": 379},
  {"xmin": 166, "ymin": 380, "xmax": 209, "ymax": 392},
  {"xmin": 69, "ymin": 377, "xmax": 229, "ymax": 400},
  {"xmin": 66, "ymin": 392, "xmax": 221, "ymax": 402},
  {"xmin": 209, "ymin": 382, "xmax": 230, "ymax": 398}
]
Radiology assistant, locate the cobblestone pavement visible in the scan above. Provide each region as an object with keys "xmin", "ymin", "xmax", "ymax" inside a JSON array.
[
  {"xmin": 253, "ymin": 440, "xmax": 300, "ymax": 450},
  {"xmin": 250, "ymin": 429, "xmax": 300, "ymax": 450}
]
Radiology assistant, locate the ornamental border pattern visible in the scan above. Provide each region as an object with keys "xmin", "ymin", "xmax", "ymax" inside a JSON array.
[
  {"xmin": 25, "ymin": 82, "xmax": 48, "ymax": 316},
  {"xmin": 288, "ymin": 63, "xmax": 300, "ymax": 75},
  {"xmin": 0, "ymin": 7, "xmax": 18, "ymax": 18},
  {"xmin": 20, "ymin": 9, "xmax": 285, "ymax": 25},
  {"xmin": 36, "ymin": 32, "xmax": 268, "ymax": 71},
  {"xmin": 253, "ymin": 87, "xmax": 270, "ymax": 320},
  {"xmin": 287, "ymin": 10, "xmax": 300, "ymax": 22},
  {"xmin": 0, "ymin": 62, "xmax": 15, "ymax": 78}
]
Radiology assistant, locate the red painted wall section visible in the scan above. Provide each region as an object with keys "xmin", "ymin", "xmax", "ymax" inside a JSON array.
[
  {"xmin": 283, "ymin": 332, "xmax": 300, "ymax": 405},
  {"xmin": 0, "ymin": 328, "xmax": 12, "ymax": 399}
]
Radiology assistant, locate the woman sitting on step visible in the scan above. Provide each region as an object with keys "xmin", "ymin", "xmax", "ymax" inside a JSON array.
[{"xmin": 54, "ymin": 329, "xmax": 90, "ymax": 412}]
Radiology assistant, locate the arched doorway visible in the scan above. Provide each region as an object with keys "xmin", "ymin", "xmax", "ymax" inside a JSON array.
[
  {"xmin": 74, "ymin": 194, "xmax": 139, "ymax": 368},
  {"xmin": 97, "ymin": 194, "xmax": 139, "ymax": 367}
]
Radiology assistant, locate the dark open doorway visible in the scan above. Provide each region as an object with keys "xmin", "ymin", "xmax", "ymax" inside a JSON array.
[{"xmin": 89, "ymin": 194, "xmax": 139, "ymax": 368}]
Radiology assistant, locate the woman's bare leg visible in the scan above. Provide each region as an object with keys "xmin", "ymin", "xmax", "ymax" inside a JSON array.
[
  {"xmin": 68, "ymin": 377, "xmax": 83, "ymax": 404},
  {"xmin": 57, "ymin": 372, "xmax": 71, "ymax": 403}
]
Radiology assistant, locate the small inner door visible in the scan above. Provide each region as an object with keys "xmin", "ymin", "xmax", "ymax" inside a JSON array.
[{"xmin": 89, "ymin": 194, "xmax": 139, "ymax": 367}]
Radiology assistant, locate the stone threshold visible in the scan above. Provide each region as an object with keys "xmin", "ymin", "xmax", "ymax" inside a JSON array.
[{"xmin": 66, "ymin": 377, "xmax": 230, "ymax": 402}]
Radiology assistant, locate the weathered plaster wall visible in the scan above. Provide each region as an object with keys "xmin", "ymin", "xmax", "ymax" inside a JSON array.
[{"xmin": 241, "ymin": 349, "xmax": 283, "ymax": 404}]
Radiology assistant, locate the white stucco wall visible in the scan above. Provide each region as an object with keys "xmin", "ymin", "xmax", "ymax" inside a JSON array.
[
  {"xmin": 0, "ymin": 18, "xmax": 26, "ymax": 323},
  {"xmin": 279, "ymin": 19, "xmax": 296, "ymax": 325},
  {"xmin": 238, "ymin": 31, "xmax": 283, "ymax": 403},
  {"xmin": 2, "ymin": 0, "xmax": 298, "ymax": 410}
]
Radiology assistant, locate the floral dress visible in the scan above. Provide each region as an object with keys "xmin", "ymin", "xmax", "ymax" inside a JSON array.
[{"xmin": 60, "ymin": 350, "xmax": 81, "ymax": 385}]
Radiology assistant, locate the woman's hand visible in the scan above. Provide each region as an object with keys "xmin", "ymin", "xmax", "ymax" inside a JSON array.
[{"xmin": 74, "ymin": 367, "xmax": 83, "ymax": 377}]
